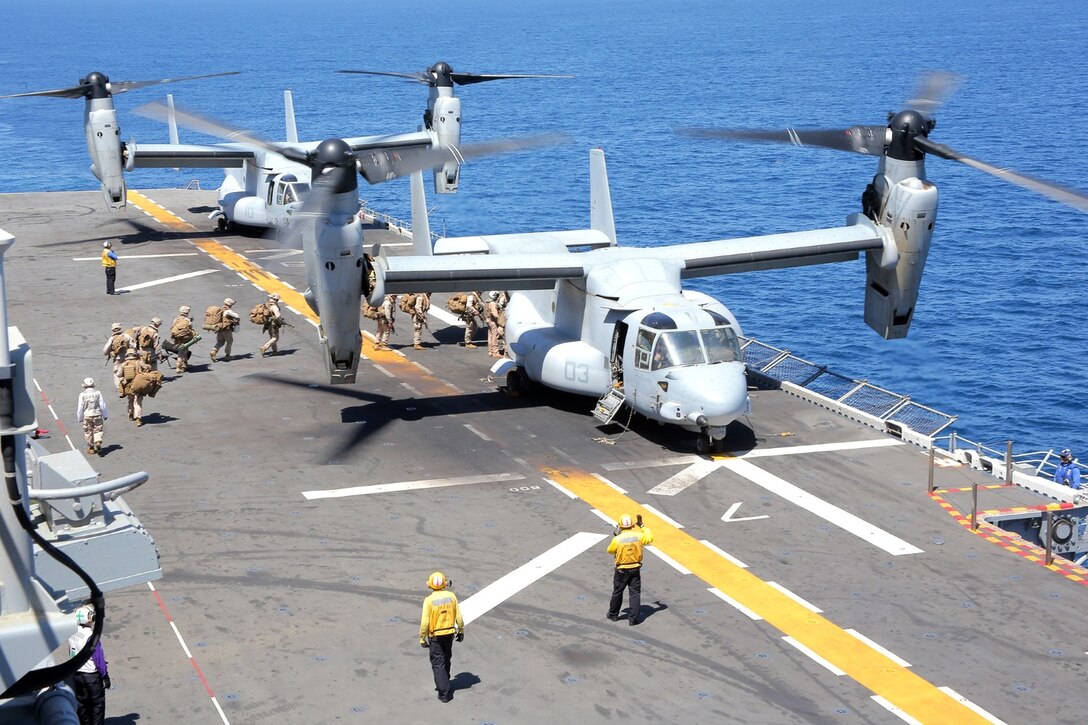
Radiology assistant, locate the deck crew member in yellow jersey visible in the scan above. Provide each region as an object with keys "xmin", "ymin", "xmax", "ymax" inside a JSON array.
[
  {"xmin": 419, "ymin": 571, "xmax": 464, "ymax": 703},
  {"xmin": 606, "ymin": 513, "xmax": 654, "ymax": 626},
  {"xmin": 101, "ymin": 240, "xmax": 118, "ymax": 295}
]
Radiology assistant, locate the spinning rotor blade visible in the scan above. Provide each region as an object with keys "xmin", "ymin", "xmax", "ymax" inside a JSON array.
[
  {"xmin": 135, "ymin": 101, "xmax": 310, "ymax": 164},
  {"xmin": 108, "ymin": 71, "xmax": 241, "ymax": 95},
  {"xmin": 677, "ymin": 126, "xmax": 888, "ymax": 156},
  {"xmin": 0, "ymin": 71, "xmax": 239, "ymax": 100},
  {"xmin": 354, "ymin": 133, "xmax": 569, "ymax": 185},
  {"xmin": 905, "ymin": 70, "xmax": 961, "ymax": 119},
  {"xmin": 915, "ymin": 136, "xmax": 1088, "ymax": 212},
  {"xmin": 337, "ymin": 69, "xmax": 431, "ymax": 83},
  {"xmin": 339, "ymin": 62, "xmax": 572, "ymax": 87},
  {"xmin": 679, "ymin": 69, "xmax": 1088, "ymax": 213},
  {"xmin": 448, "ymin": 72, "xmax": 575, "ymax": 85}
]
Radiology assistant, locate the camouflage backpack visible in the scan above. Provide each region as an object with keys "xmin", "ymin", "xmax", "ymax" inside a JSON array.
[
  {"xmin": 446, "ymin": 293, "xmax": 468, "ymax": 315},
  {"xmin": 249, "ymin": 303, "xmax": 272, "ymax": 325},
  {"xmin": 362, "ymin": 302, "xmax": 379, "ymax": 320},
  {"xmin": 398, "ymin": 294, "xmax": 417, "ymax": 315},
  {"xmin": 203, "ymin": 306, "xmax": 224, "ymax": 332}
]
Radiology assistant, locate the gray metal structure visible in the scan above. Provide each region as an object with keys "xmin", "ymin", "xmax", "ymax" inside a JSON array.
[{"xmin": 0, "ymin": 230, "xmax": 161, "ymax": 722}]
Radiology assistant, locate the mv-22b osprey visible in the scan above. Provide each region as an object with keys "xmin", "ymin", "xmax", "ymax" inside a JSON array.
[
  {"xmin": 0, "ymin": 64, "xmax": 570, "ymax": 231},
  {"xmin": 369, "ymin": 76, "xmax": 1088, "ymax": 452},
  {"xmin": 137, "ymin": 100, "xmax": 564, "ymax": 386}
]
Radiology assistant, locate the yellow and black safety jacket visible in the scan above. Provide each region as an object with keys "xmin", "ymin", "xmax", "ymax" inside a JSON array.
[
  {"xmin": 607, "ymin": 526, "xmax": 654, "ymax": 569},
  {"xmin": 419, "ymin": 589, "xmax": 464, "ymax": 643},
  {"xmin": 101, "ymin": 249, "xmax": 116, "ymax": 268}
]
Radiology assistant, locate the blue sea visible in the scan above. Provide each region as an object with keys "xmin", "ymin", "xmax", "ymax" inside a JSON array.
[{"xmin": 1, "ymin": 0, "xmax": 1085, "ymax": 457}]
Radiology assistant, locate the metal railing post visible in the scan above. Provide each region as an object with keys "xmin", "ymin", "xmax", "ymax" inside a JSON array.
[
  {"xmin": 1045, "ymin": 510, "xmax": 1054, "ymax": 566},
  {"xmin": 928, "ymin": 446, "xmax": 936, "ymax": 493},
  {"xmin": 950, "ymin": 430, "xmax": 958, "ymax": 453},
  {"xmin": 1005, "ymin": 440, "xmax": 1013, "ymax": 483},
  {"xmin": 970, "ymin": 483, "xmax": 978, "ymax": 530}
]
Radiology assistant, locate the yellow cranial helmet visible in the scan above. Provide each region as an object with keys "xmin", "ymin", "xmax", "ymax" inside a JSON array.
[
  {"xmin": 427, "ymin": 572, "xmax": 447, "ymax": 590},
  {"xmin": 618, "ymin": 514, "xmax": 635, "ymax": 529}
]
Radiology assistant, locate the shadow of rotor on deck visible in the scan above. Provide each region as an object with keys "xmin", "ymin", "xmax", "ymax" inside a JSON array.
[
  {"xmin": 245, "ymin": 373, "xmax": 555, "ymax": 464},
  {"xmin": 43, "ymin": 216, "xmax": 221, "ymax": 247}
]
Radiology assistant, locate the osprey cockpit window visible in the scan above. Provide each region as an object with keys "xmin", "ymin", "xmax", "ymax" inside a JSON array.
[
  {"xmin": 283, "ymin": 182, "xmax": 309, "ymax": 204},
  {"xmin": 652, "ymin": 330, "xmax": 705, "ymax": 370},
  {"xmin": 634, "ymin": 328, "xmax": 655, "ymax": 370},
  {"xmin": 701, "ymin": 326, "xmax": 741, "ymax": 363}
]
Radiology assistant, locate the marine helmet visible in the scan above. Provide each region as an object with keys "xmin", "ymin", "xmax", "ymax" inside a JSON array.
[
  {"xmin": 111, "ymin": 322, "xmax": 122, "ymax": 332},
  {"xmin": 150, "ymin": 317, "xmax": 162, "ymax": 328},
  {"xmin": 618, "ymin": 514, "xmax": 635, "ymax": 530},
  {"xmin": 179, "ymin": 305, "xmax": 191, "ymax": 314},
  {"xmin": 269, "ymin": 293, "xmax": 280, "ymax": 302},
  {"xmin": 75, "ymin": 604, "xmax": 95, "ymax": 626},
  {"xmin": 223, "ymin": 298, "xmax": 235, "ymax": 307},
  {"xmin": 488, "ymin": 291, "xmax": 499, "ymax": 301},
  {"xmin": 1060, "ymin": 448, "xmax": 1074, "ymax": 462},
  {"xmin": 124, "ymin": 350, "xmax": 139, "ymax": 359},
  {"xmin": 103, "ymin": 241, "xmax": 112, "ymax": 249},
  {"xmin": 427, "ymin": 572, "xmax": 448, "ymax": 590},
  {"xmin": 82, "ymin": 377, "xmax": 95, "ymax": 388}
]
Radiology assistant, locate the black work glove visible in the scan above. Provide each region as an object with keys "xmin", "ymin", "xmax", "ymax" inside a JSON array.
[
  {"xmin": 455, "ymin": 632, "xmax": 464, "ymax": 643},
  {"xmin": 420, "ymin": 639, "xmax": 428, "ymax": 649},
  {"xmin": 103, "ymin": 675, "xmax": 112, "ymax": 689}
]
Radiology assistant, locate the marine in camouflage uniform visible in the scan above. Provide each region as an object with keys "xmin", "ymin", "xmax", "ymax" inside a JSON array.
[
  {"xmin": 119, "ymin": 350, "xmax": 150, "ymax": 426},
  {"xmin": 412, "ymin": 292, "xmax": 431, "ymax": 350},
  {"xmin": 75, "ymin": 378, "xmax": 108, "ymax": 455},
  {"xmin": 258, "ymin": 293, "xmax": 284, "ymax": 357},
  {"xmin": 210, "ymin": 298, "xmax": 241, "ymax": 362},
  {"xmin": 461, "ymin": 291, "xmax": 482, "ymax": 348},
  {"xmin": 484, "ymin": 291, "xmax": 506, "ymax": 358},
  {"xmin": 376, "ymin": 294, "xmax": 396, "ymax": 350},
  {"xmin": 102, "ymin": 322, "xmax": 133, "ymax": 397},
  {"xmin": 138, "ymin": 317, "xmax": 165, "ymax": 372},
  {"xmin": 171, "ymin": 305, "xmax": 196, "ymax": 373}
]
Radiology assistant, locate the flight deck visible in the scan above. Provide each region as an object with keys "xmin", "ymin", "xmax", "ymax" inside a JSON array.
[{"xmin": 3, "ymin": 189, "xmax": 1085, "ymax": 724}]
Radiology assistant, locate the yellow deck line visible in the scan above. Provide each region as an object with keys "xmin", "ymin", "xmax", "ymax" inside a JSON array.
[
  {"xmin": 542, "ymin": 466, "xmax": 989, "ymax": 724},
  {"xmin": 126, "ymin": 190, "xmax": 455, "ymax": 397}
]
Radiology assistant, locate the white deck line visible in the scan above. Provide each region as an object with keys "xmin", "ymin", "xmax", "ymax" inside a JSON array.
[
  {"xmin": 301, "ymin": 473, "xmax": 524, "ymax": 499},
  {"xmin": 845, "ymin": 628, "xmax": 911, "ymax": 667},
  {"xmin": 640, "ymin": 504, "xmax": 684, "ymax": 529},
  {"xmin": 602, "ymin": 455, "xmax": 701, "ymax": 471},
  {"xmin": 646, "ymin": 546, "xmax": 691, "ymax": 575},
  {"xmin": 428, "ymin": 307, "xmax": 462, "ymax": 327},
  {"xmin": 647, "ymin": 458, "xmax": 721, "ymax": 496},
  {"xmin": 461, "ymin": 532, "xmax": 607, "ymax": 625},
  {"xmin": 592, "ymin": 472, "xmax": 627, "ymax": 494},
  {"xmin": 767, "ymin": 581, "xmax": 823, "ymax": 612},
  {"xmin": 372, "ymin": 364, "xmax": 395, "ymax": 378},
  {"xmin": 73, "ymin": 253, "xmax": 200, "ymax": 260},
  {"xmin": 707, "ymin": 587, "xmax": 762, "ymax": 620},
  {"xmin": 116, "ymin": 269, "xmax": 219, "ymax": 292},
  {"xmin": 590, "ymin": 509, "xmax": 616, "ymax": 526},
  {"xmin": 741, "ymin": 439, "xmax": 904, "ymax": 457},
  {"xmin": 543, "ymin": 477, "xmax": 578, "ymax": 499},
  {"xmin": 782, "ymin": 635, "xmax": 846, "ymax": 676},
  {"xmin": 871, "ymin": 695, "xmax": 923, "ymax": 725},
  {"xmin": 464, "ymin": 423, "xmax": 491, "ymax": 441},
  {"xmin": 699, "ymin": 539, "xmax": 749, "ymax": 568},
  {"xmin": 937, "ymin": 687, "xmax": 1008, "ymax": 724},
  {"xmin": 719, "ymin": 458, "xmax": 924, "ymax": 556}
]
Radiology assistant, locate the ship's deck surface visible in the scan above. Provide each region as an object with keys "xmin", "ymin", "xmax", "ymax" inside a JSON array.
[{"xmin": 3, "ymin": 189, "xmax": 1084, "ymax": 724}]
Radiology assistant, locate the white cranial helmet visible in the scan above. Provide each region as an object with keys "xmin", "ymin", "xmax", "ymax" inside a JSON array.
[{"xmin": 82, "ymin": 378, "xmax": 95, "ymax": 388}]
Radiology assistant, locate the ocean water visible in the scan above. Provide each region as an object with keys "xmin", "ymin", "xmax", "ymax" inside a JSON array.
[{"xmin": 0, "ymin": 0, "xmax": 1085, "ymax": 456}]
